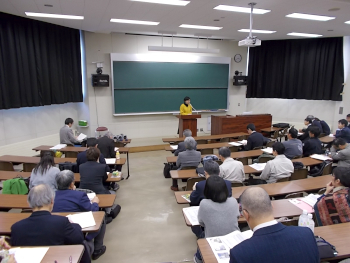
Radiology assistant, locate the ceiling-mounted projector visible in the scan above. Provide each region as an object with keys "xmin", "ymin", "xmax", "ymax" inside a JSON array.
[
  {"xmin": 239, "ymin": 36, "xmax": 261, "ymax": 47},
  {"xmin": 239, "ymin": 3, "xmax": 261, "ymax": 47}
]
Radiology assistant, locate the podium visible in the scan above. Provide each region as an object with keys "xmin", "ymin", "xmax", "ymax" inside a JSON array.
[{"xmin": 176, "ymin": 115, "xmax": 201, "ymax": 137}]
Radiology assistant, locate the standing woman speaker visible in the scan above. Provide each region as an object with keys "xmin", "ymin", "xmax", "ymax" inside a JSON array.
[{"xmin": 178, "ymin": 96, "xmax": 192, "ymax": 134}]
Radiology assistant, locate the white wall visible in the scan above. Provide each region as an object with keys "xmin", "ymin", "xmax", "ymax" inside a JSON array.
[{"xmin": 81, "ymin": 32, "xmax": 248, "ymax": 138}]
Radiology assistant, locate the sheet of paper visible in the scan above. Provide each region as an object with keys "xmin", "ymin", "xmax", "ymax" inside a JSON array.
[
  {"xmin": 181, "ymin": 194, "xmax": 190, "ymax": 202},
  {"xmin": 329, "ymin": 134, "xmax": 334, "ymax": 137},
  {"xmin": 249, "ymin": 163, "xmax": 266, "ymax": 171},
  {"xmin": 288, "ymin": 199, "xmax": 314, "ymax": 213},
  {"xmin": 50, "ymin": 144, "xmax": 67, "ymax": 150},
  {"xmin": 105, "ymin": 158, "xmax": 116, "ymax": 164},
  {"xmin": 67, "ymin": 211, "xmax": 96, "ymax": 229},
  {"xmin": 228, "ymin": 142, "xmax": 242, "ymax": 146},
  {"xmin": 261, "ymin": 147, "xmax": 273, "ymax": 154},
  {"xmin": 77, "ymin": 133, "xmax": 87, "ymax": 141},
  {"xmin": 223, "ymin": 230, "xmax": 254, "ymax": 249},
  {"xmin": 9, "ymin": 247, "xmax": 49, "ymax": 263},
  {"xmin": 183, "ymin": 206, "xmax": 199, "ymax": 226},
  {"xmin": 298, "ymin": 132, "xmax": 303, "ymax": 136},
  {"xmin": 170, "ymin": 145, "xmax": 178, "ymax": 150},
  {"xmin": 300, "ymin": 194, "xmax": 321, "ymax": 207},
  {"xmin": 87, "ymin": 193, "xmax": 96, "ymax": 201},
  {"xmin": 310, "ymin": 154, "xmax": 332, "ymax": 161},
  {"xmin": 114, "ymin": 147, "xmax": 119, "ymax": 151},
  {"xmin": 238, "ymin": 140, "xmax": 247, "ymax": 146}
]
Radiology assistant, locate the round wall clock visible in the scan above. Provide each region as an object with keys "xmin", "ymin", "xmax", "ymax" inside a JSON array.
[{"xmin": 234, "ymin": 54, "xmax": 242, "ymax": 63}]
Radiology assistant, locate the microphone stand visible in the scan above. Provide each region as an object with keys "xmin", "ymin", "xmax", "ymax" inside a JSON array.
[{"xmin": 191, "ymin": 104, "xmax": 199, "ymax": 114}]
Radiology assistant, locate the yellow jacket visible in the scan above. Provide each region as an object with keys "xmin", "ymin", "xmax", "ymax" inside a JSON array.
[{"xmin": 180, "ymin": 103, "xmax": 192, "ymax": 115}]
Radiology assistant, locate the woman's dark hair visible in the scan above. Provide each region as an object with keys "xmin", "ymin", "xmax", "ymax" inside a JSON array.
[
  {"xmin": 86, "ymin": 147, "xmax": 100, "ymax": 161},
  {"xmin": 204, "ymin": 175, "xmax": 229, "ymax": 203},
  {"xmin": 333, "ymin": 167, "xmax": 350, "ymax": 187},
  {"xmin": 33, "ymin": 151, "xmax": 55, "ymax": 174},
  {"xmin": 184, "ymin": 96, "xmax": 190, "ymax": 102}
]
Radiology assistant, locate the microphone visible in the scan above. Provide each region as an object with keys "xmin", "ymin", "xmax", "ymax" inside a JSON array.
[{"xmin": 190, "ymin": 104, "xmax": 198, "ymax": 114}]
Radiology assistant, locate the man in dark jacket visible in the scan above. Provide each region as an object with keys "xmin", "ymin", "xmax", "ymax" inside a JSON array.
[
  {"xmin": 97, "ymin": 132, "xmax": 116, "ymax": 158},
  {"xmin": 303, "ymin": 126, "xmax": 323, "ymax": 157},
  {"xmin": 335, "ymin": 119, "xmax": 350, "ymax": 143},
  {"xmin": 244, "ymin": 123, "xmax": 265, "ymax": 151},
  {"xmin": 77, "ymin": 138, "xmax": 108, "ymax": 171},
  {"xmin": 174, "ymin": 129, "xmax": 197, "ymax": 156}
]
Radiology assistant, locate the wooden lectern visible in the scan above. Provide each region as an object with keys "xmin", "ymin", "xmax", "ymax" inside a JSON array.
[{"xmin": 176, "ymin": 115, "xmax": 201, "ymax": 137}]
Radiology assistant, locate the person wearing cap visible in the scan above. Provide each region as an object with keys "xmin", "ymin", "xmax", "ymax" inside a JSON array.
[{"xmin": 180, "ymin": 96, "xmax": 192, "ymax": 115}]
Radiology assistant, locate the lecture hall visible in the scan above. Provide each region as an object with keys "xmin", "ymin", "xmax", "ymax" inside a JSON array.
[{"xmin": 0, "ymin": 0, "xmax": 350, "ymax": 262}]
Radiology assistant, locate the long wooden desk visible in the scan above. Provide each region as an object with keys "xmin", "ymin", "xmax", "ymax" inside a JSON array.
[
  {"xmin": 183, "ymin": 199, "xmax": 304, "ymax": 226},
  {"xmin": 198, "ymin": 222, "xmax": 350, "ymax": 262},
  {"xmin": 0, "ymin": 171, "xmax": 121, "ymax": 183},
  {"xmin": 319, "ymin": 136, "xmax": 335, "ymax": 144},
  {"xmin": 167, "ymin": 149, "xmax": 264, "ymax": 163},
  {"xmin": 162, "ymin": 133, "xmax": 249, "ymax": 143},
  {"xmin": 32, "ymin": 145, "xmax": 131, "ymax": 179},
  {"xmin": 174, "ymin": 175, "xmax": 332, "ymax": 204},
  {"xmin": 0, "ymin": 155, "xmax": 126, "ymax": 172},
  {"xmin": 261, "ymin": 127, "xmax": 283, "ymax": 133},
  {"xmin": 0, "ymin": 211, "xmax": 105, "ymax": 235},
  {"xmin": 165, "ymin": 142, "xmax": 239, "ymax": 152},
  {"xmin": 15, "ymin": 245, "xmax": 85, "ymax": 263},
  {"xmin": 0, "ymin": 194, "xmax": 116, "ymax": 209}
]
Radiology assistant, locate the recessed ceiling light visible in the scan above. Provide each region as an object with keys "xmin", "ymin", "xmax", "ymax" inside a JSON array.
[
  {"xmin": 213, "ymin": 19, "xmax": 220, "ymax": 22},
  {"xmin": 328, "ymin": 8, "xmax": 340, "ymax": 11},
  {"xmin": 44, "ymin": 4, "xmax": 53, "ymax": 7},
  {"xmin": 238, "ymin": 29, "xmax": 276, "ymax": 34},
  {"xmin": 328, "ymin": 29, "xmax": 334, "ymax": 31},
  {"xmin": 110, "ymin": 18, "xmax": 159, "ymax": 25},
  {"xmin": 287, "ymin": 32, "xmax": 323, "ymax": 37},
  {"xmin": 214, "ymin": 5, "xmax": 271, "ymax": 14},
  {"xmin": 180, "ymin": 24, "xmax": 222, "ymax": 30},
  {"xmin": 345, "ymin": 21, "xmax": 350, "ymax": 24},
  {"xmin": 286, "ymin": 13, "xmax": 335, "ymax": 21},
  {"xmin": 129, "ymin": 0, "xmax": 190, "ymax": 5},
  {"xmin": 25, "ymin": 12, "xmax": 83, "ymax": 19}
]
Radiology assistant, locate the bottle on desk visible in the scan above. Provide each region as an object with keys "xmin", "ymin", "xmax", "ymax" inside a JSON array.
[
  {"xmin": 116, "ymin": 151, "xmax": 120, "ymax": 160},
  {"xmin": 298, "ymin": 210, "xmax": 308, "ymax": 227}
]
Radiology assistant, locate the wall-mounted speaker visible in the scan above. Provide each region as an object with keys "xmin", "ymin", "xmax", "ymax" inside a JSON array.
[
  {"xmin": 233, "ymin": 75, "xmax": 247, "ymax": 86},
  {"xmin": 92, "ymin": 74, "xmax": 109, "ymax": 87}
]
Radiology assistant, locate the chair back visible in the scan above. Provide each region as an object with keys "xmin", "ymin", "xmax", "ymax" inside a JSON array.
[
  {"xmin": 236, "ymin": 157, "xmax": 248, "ymax": 165},
  {"xmin": 322, "ymin": 163, "xmax": 332, "ymax": 175},
  {"xmin": 266, "ymin": 141, "xmax": 276, "ymax": 148},
  {"xmin": 200, "ymin": 149, "xmax": 213, "ymax": 155},
  {"xmin": 220, "ymin": 137, "xmax": 229, "ymax": 142},
  {"xmin": 231, "ymin": 181, "xmax": 244, "ymax": 187},
  {"xmin": 253, "ymin": 146, "xmax": 263, "ymax": 150},
  {"xmin": 114, "ymin": 141, "xmax": 125, "ymax": 147},
  {"xmin": 276, "ymin": 177, "xmax": 290, "ymax": 183},
  {"xmin": 196, "ymin": 139, "xmax": 208, "ymax": 145},
  {"xmin": 0, "ymin": 161, "xmax": 14, "ymax": 171},
  {"xmin": 64, "ymin": 151, "xmax": 78, "ymax": 158},
  {"xmin": 185, "ymin": 177, "xmax": 205, "ymax": 191},
  {"xmin": 290, "ymin": 168, "xmax": 308, "ymax": 180},
  {"xmin": 258, "ymin": 156, "xmax": 274, "ymax": 163},
  {"xmin": 180, "ymin": 166, "xmax": 197, "ymax": 170},
  {"xmin": 271, "ymin": 130, "xmax": 279, "ymax": 139},
  {"xmin": 23, "ymin": 163, "xmax": 37, "ymax": 172}
]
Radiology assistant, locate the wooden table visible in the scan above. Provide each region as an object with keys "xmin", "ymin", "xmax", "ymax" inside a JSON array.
[
  {"xmin": 0, "ymin": 211, "xmax": 105, "ymax": 235},
  {"xmin": 162, "ymin": 133, "xmax": 249, "ymax": 143},
  {"xmin": 166, "ymin": 149, "xmax": 264, "ymax": 163},
  {"xmin": 183, "ymin": 199, "xmax": 303, "ymax": 226},
  {"xmin": 0, "ymin": 194, "xmax": 116, "ymax": 209},
  {"xmin": 319, "ymin": 136, "xmax": 335, "ymax": 144},
  {"xmin": 261, "ymin": 127, "xmax": 282, "ymax": 133},
  {"xmin": 0, "ymin": 171, "xmax": 121, "ymax": 183},
  {"xmin": 114, "ymin": 139, "xmax": 131, "ymax": 146},
  {"xmin": 0, "ymin": 155, "xmax": 126, "ymax": 172},
  {"xmin": 174, "ymin": 175, "xmax": 332, "ymax": 204},
  {"xmin": 33, "ymin": 145, "xmax": 131, "ymax": 179},
  {"xmin": 198, "ymin": 222, "xmax": 350, "ymax": 262},
  {"xmin": 165, "ymin": 142, "xmax": 239, "ymax": 152}
]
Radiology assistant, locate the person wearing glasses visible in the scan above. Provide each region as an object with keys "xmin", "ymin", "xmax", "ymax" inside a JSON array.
[
  {"xmin": 314, "ymin": 167, "xmax": 350, "ymax": 226},
  {"xmin": 230, "ymin": 187, "xmax": 319, "ymax": 263},
  {"xmin": 193, "ymin": 176, "xmax": 240, "ymax": 263}
]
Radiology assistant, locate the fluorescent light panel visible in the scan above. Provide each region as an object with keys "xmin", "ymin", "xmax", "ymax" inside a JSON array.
[
  {"xmin": 238, "ymin": 29, "xmax": 276, "ymax": 34},
  {"xmin": 179, "ymin": 24, "xmax": 222, "ymax": 30},
  {"xmin": 110, "ymin": 19, "xmax": 159, "ymax": 25},
  {"xmin": 345, "ymin": 21, "xmax": 350, "ymax": 24},
  {"xmin": 25, "ymin": 12, "xmax": 83, "ymax": 19},
  {"xmin": 148, "ymin": 46, "xmax": 220, "ymax": 53},
  {"xmin": 214, "ymin": 5, "xmax": 270, "ymax": 14},
  {"xmin": 286, "ymin": 13, "xmax": 335, "ymax": 21},
  {"xmin": 287, "ymin": 32, "xmax": 322, "ymax": 37},
  {"xmin": 130, "ymin": 0, "xmax": 190, "ymax": 6}
]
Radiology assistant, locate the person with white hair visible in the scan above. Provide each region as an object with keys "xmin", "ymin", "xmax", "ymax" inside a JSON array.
[
  {"xmin": 11, "ymin": 184, "xmax": 84, "ymax": 246},
  {"xmin": 174, "ymin": 129, "xmax": 197, "ymax": 156}
]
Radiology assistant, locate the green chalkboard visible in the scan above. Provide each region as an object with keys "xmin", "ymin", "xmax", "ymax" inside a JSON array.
[{"xmin": 112, "ymin": 61, "xmax": 229, "ymax": 114}]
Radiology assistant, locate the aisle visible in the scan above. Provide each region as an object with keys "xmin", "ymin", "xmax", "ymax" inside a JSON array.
[{"xmin": 99, "ymin": 150, "xmax": 196, "ymax": 263}]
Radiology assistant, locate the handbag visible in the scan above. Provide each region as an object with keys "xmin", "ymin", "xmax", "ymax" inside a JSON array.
[{"xmin": 315, "ymin": 236, "xmax": 337, "ymax": 259}]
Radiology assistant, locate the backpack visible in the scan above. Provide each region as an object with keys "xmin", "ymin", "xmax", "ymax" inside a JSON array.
[
  {"xmin": 58, "ymin": 162, "xmax": 78, "ymax": 173},
  {"xmin": 273, "ymin": 123, "xmax": 290, "ymax": 128},
  {"xmin": 293, "ymin": 162, "xmax": 304, "ymax": 170},
  {"xmin": 309, "ymin": 161, "xmax": 331, "ymax": 177},
  {"xmin": 163, "ymin": 163, "xmax": 173, "ymax": 178},
  {"xmin": 2, "ymin": 178, "xmax": 28, "ymax": 195}
]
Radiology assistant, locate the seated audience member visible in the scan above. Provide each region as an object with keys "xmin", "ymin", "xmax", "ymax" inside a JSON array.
[
  {"xmin": 335, "ymin": 119, "xmax": 350, "ymax": 143},
  {"xmin": 303, "ymin": 126, "xmax": 323, "ymax": 157},
  {"xmin": 174, "ymin": 129, "xmax": 197, "ymax": 156},
  {"xmin": 230, "ymin": 187, "xmax": 319, "ymax": 263},
  {"xmin": 347, "ymin": 114, "xmax": 350, "ymax": 128},
  {"xmin": 330, "ymin": 138, "xmax": 350, "ymax": 168},
  {"xmin": 11, "ymin": 184, "xmax": 84, "ymax": 246},
  {"xmin": 193, "ymin": 176, "xmax": 240, "ymax": 263},
  {"xmin": 29, "ymin": 151, "xmax": 59, "ymax": 191},
  {"xmin": 249, "ymin": 142, "xmax": 294, "ymax": 185},
  {"xmin": 218, "ymin": 147, "xmax": 245, "ymax": 183},
  {"xmin": 77, "ymin": 138, "xmax": 108, "ymax": 169},
  {"xmin": 171, "ymin": 137, "xmax": 201, "ymax": 191},
  {"xmin": 282, "ymin": 128, "xmax": 303, "ymax": 159},
  {"xmin": 190, "ymin": 160, "xmax": 232, "ymax": 206},
  {"xmin": 315, "ymin": 118, "xmax": 330, "ymax": 136},
  {"xmin": 0, "ymin": 236, "xmax": 16, "ymax": 263},
  {"xmin": 59, "ymin": 118, "xmax": 80, "ymax": 145},
  {"xmin": 244, "ymin": 123, "xmax": 265, "ymax": 151},
  {"xmin": 314, "ymin": 167, "xmax": 350, "ymax": 226},
  {"xmin": 303, "ymin": 115, "xmax": 323, "ymax": 134},
  {"xmin": 97, "ymin": 132, "xmax": 116, "ymax": 158},
  {"xmin": 53, "ymin": 170, "xmax": 107, "ymax": 259},
  {"xmin": 298, "ymin": 117, "xmax": 313, "ymax": 142}
]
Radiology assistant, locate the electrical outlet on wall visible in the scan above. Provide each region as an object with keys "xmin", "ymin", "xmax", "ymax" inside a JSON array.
[
  {"xmin": 200, "ymin": 128, "xmax": 203, "ymax": 131},
  {"xmin": 238, "ymin": 103, "xmax": 240, "ymax": 106}
]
